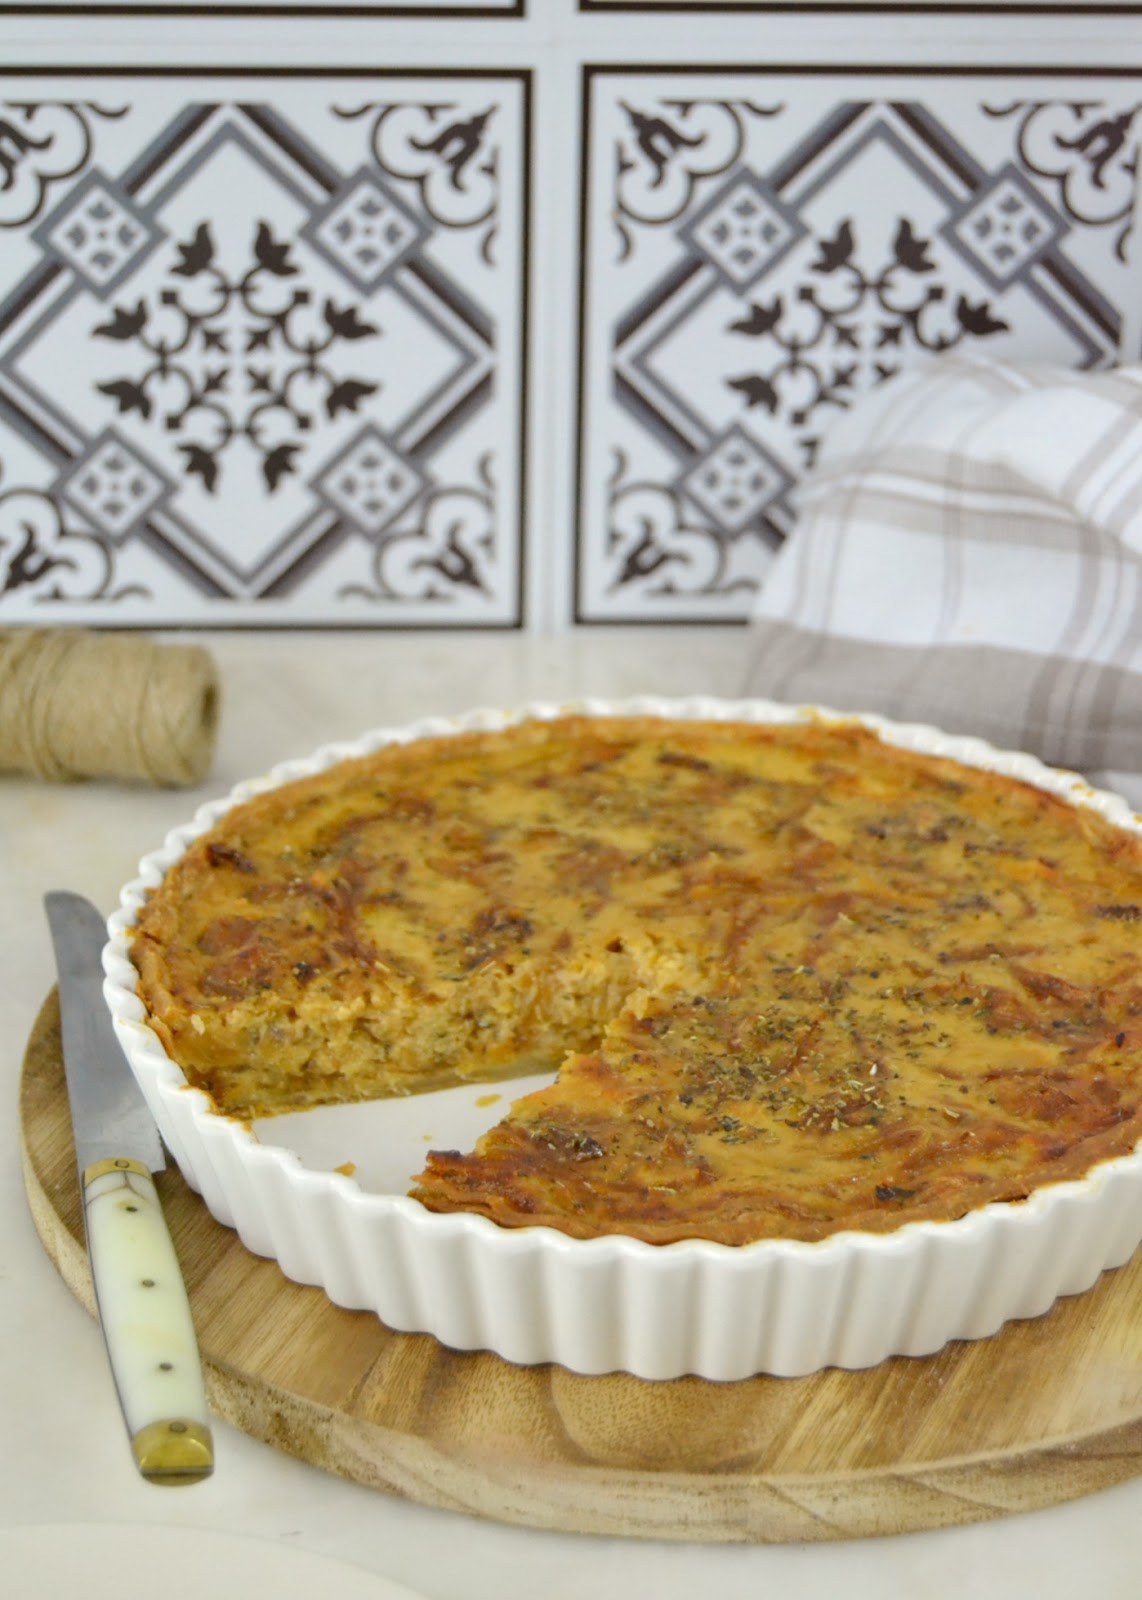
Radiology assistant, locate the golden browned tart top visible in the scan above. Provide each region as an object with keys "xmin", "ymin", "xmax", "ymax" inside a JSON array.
[{"xmin": 132, "ymin": 713, "xmax": 1142, "ymax": 1246}]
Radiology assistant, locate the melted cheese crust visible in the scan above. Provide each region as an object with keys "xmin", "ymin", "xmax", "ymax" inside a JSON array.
[{"xmin": 133, "ymin": 715, "xmax": 1142, "ymax": 1245}]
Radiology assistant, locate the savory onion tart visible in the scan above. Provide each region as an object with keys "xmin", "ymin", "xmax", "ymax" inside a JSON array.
[{"xmin": 132, "ymin": 714, "xmax": 1142, "ymax": 1247}]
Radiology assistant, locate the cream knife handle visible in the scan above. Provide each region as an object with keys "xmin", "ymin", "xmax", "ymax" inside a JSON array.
[{"xmin": 82, "ymin": 1159, "xmax": 214, "ymax": 1484}]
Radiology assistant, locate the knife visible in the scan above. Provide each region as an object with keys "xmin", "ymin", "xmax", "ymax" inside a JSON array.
[{"xmin": 44, "ymin": 890, "xmax": 214, "ymax": 1485}]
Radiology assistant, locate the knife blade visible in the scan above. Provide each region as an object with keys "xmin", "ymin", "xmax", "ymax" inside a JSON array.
[{"xmin": 44, "ymin": 890, "xmax": 214, "ymax": 1485}]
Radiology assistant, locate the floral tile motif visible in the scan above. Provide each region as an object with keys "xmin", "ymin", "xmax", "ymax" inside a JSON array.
[
  {"xmin": 0, "ymin": 78, "xmax": 528, "ymax": 626},
  {"xmin": 577, "ymin": 71, "xmax": 1142, "ymax": 622}
]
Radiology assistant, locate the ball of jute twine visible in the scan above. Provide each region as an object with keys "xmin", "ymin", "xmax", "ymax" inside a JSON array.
[{"xmin": 0, "ymin": 628, "xmax": 219, "ymax": 787}]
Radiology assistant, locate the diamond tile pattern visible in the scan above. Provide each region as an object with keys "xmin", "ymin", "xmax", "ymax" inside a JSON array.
[
  {"xmin": 303, "ymin": 170, "xmax": 429, "ymax": 292},
  {"xmin": 943, "ymin": 166, "xmax": 1067, "ymax": 289},
  {"xmin": 315, "ymin": 425, "xmax": 428, "ymax": 536},
  {"xmin": 578, "ymin": 73, "xmax": 1142, "ymax": 621},
  {"xmin": 0, "ymin": 80, "xmax": 527, "ymax": 625},
  {"xmin": 681, "ymin": 173, "xmax": 806, "ymax": 291},
  {"xmin": 34, "ymin": 171, "xmax": 162, "ymax": 296},
  {"xmin": 58, "ymin": 432, "xmax": 172, "ymax": 541},
  {"xmin": 678, "ymin": 426, "xmax": 795, "ymax": 538},
  {"xmin": 2, "ymin": 62, "xmax": 1141, "ymax": 630}
]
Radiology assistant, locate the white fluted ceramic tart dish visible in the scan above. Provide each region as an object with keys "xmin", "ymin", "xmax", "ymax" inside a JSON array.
[{"xmin": 102, "ymin": 696, "xmax": 1142, "ymax": 1380}]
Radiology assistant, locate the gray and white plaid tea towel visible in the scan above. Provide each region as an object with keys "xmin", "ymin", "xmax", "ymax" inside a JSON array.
[{"xmin": 742, "ymin": 354, "xmax": 1142, "ymax": 806}]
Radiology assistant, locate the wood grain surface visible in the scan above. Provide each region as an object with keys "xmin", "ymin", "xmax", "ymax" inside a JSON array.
[{"xmin": 20, "ymin": 989, "xmax": 1142, "ymax": 1542}]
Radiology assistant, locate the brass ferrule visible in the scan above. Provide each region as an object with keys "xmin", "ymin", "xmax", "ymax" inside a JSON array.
[
  {"xmin": 83, "ymin": 1156, "xmax": 152, "ymax": 1185},
  {"xmin": 132, "ymin": 1419, "xmax": 215, "ymax": 1484}
]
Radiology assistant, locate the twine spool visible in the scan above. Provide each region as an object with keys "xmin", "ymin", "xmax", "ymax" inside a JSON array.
[{"xmin": 0, "ymin": 628, "xmax": 219, "ymax": 787}]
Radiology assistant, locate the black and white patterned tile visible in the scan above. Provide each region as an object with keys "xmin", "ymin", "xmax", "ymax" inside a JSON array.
[
  {"xmin": 0, "ymin": 77, "xmax": 529, "ymax": 626},
  {"xmin": 577, "ymin": 71, "xmax": 1142, "ymax": 622}
]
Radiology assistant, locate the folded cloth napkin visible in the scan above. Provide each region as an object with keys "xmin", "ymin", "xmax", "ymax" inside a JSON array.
[{"xmin": 742, "ymin": 354, "xmax": 1142, "ymax": 806}]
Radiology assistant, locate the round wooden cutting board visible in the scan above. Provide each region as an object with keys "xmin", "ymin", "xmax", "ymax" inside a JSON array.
[{"xmin": 20, "ymin": 990, "xmax": 1142, "ymax": 1543}]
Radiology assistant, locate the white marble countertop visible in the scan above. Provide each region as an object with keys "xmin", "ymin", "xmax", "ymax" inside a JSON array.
[{"xmin": 4, "ymin": 626, "xmax": 1142, "ymax": 1600}]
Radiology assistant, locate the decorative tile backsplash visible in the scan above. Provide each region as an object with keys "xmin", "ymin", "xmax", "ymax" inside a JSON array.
[
  {"xmin": 0, "ymin": 80, "xmax": 528, "ymax": 625},
  {"xmin": 576, "ymin": 71, "xmax": 1141, "ymax": 621},
  {"xmin": 1, "ymin": 42, "xmax": 1140, "ymax": 629}
]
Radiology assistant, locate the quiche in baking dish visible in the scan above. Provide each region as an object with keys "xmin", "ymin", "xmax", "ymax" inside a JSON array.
[{"xmin": 132, "ymin": 714, "xmax": 1142, "ymax": 1246}]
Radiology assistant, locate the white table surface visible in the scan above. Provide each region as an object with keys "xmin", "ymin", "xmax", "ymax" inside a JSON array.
[{"xmin": 4, "ymin": 627, "xmax": 1142, "ymax": 1600}]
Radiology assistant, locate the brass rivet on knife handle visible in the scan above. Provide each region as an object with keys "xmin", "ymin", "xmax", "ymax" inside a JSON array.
[{"xmin": 132, "ymin": 1419, "xmax": 214, "ymax": 1484}]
